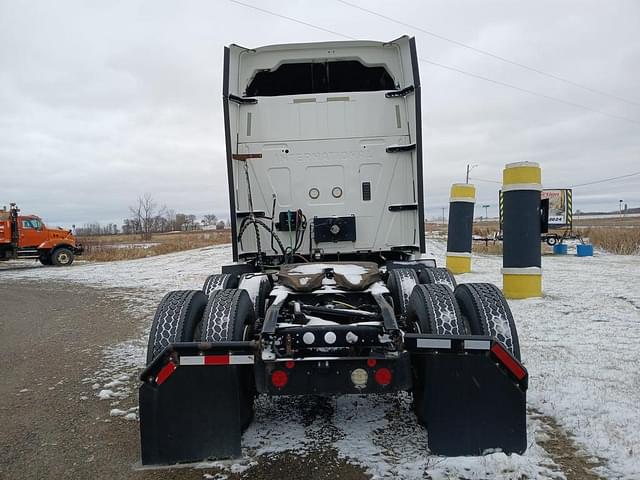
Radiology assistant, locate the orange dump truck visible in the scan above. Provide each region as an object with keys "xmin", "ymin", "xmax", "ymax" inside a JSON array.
[{"xmin": 0, "ymin": 203, "xmax": 83, "ymax": 266}]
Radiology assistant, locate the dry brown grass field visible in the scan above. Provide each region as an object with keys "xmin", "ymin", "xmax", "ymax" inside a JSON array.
[
  {"xmin": 574, "ymin": 215, "xmax": 640, "ymax": 228},
  {"xmin": 79, "ymin": 216, "xmax": 640, "ymax": 262},
  {"xmin": 78, "ymin": 229, "xmax": 231, "ymax": 262},
  {"xmin": 580, "ymin": 227, "xmax": 640, "ymax": 255},
  {"xmin": 574, "ymin": 216, "xmax": 640, "ymax": 254},
  {"xmin": 427, "ymin": 216, "xmax": 640, "ymax": 256}
]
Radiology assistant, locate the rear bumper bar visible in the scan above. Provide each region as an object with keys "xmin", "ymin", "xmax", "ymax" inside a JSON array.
[{"xmin": 255, "ymin": 354, "xmax": 412, "ymax": 395}]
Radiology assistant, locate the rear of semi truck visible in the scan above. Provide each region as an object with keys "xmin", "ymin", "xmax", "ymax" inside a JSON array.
[{"xmin": 139, "ymin": 36, "xmax": 528, "ymax": 466}]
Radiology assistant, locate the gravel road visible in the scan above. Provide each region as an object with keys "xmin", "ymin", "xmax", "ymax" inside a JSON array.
[{"xmin": 0, "ymin": 279, "xmax": 367, "ymax": 480}]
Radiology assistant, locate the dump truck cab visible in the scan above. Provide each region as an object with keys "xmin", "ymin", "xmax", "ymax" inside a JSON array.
[
  {"xmin": 0, "ymin": 203, "xmax": 83, "ymax": 266},
  {"xmin": 139, "ymin": 36, "xmax": 528, "ymax": 466}
]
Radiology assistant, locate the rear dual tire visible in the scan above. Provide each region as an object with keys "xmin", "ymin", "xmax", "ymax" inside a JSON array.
[
  {"xmin": 387, "ymin": 268, "xmax": 419, "ymax": 319},
  {"xmin": 419, "ymin": 267, "xmax": 457, "ymax": 290},
  {"xmin": 203, "ymin": 273, "xmax": 238, "ymax": 295},
  {"xmin": 198, "ymin": 289, "xmax": 256, "ymax": 428},
  {"xmin": 406, "ymin": 281, "xmax": 520, "ymax": 360},
  {"xmin": 145, "ymin": 288, "xmax": 257, "ymax": 426},
  {"xmin": 146, "ymin": 290, "xmax": 208, "ymax": 365},
  {"xmin": 387, "ymin": 266, "xmax": 457, "ymax": 320},
  {"xmin": 455, "ymin": 283, "xmax": 521, "ymax": 360},
  {"xmin": 407, "ymin": 284, "xmax": 465, "ymax": 335},
  {"xmin": 199, "ymin": 289, "xmax": 255, "ymax": 342}
]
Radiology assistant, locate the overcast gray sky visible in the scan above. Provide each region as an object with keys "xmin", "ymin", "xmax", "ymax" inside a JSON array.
[{"xmin": 1, "ymin": 0, "xmax": 638, "ymax": 226}]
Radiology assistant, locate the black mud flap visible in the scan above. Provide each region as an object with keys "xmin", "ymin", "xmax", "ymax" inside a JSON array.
[
  {"xmin": 405, "ymin": 334, "xmax": 527, "ymax": 456},
  {"xmin": 139, "ymin": 342, "xmax": 255, "ymax": 466}
]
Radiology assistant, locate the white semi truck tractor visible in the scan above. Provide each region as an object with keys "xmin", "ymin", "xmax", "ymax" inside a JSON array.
[{"xmin": 139, "ymin": 36, "xmax": 527, "ymax": 466}]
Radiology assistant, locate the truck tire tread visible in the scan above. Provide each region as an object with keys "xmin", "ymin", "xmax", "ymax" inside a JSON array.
[
  {"xmin": 454, "ymin": 283, "xmax": 521, "ymax": 360},
  {"xmin": 146, "ymin": 290, "xmax": 207, "ymax": 365}
]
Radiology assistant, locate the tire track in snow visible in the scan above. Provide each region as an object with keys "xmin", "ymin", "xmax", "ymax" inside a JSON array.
[{"xmin": 532, "ymin": 411, "xmax": 606, "ymax": 480}]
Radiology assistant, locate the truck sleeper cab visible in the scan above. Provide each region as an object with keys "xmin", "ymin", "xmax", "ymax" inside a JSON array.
[{"xmin": 225, "ymin": 36, "xmax": 424, "ymax": 264}]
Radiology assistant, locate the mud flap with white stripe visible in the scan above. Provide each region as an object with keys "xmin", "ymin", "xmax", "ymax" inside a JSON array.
[
  {"xmin": 405, "ymin": 334, "xmax": 528, "ymax": 456},
  {"xmin": 139, "ymin": 342, "xmax": 255, "ymax": 466}
]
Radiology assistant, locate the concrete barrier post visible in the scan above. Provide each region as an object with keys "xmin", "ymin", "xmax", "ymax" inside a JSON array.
[
  {"xmin": 446, "ymin": 183, "xmax": 476, "ymax": 274},
  {"xmin": 502, "ymin": 162, "xmax": 542, "ymax": 298}
]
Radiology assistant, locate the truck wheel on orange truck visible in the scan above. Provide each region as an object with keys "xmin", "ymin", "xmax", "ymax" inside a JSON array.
[{"xmin": 0, "ymin": 203, "xmax": 83, "ymax": 266}]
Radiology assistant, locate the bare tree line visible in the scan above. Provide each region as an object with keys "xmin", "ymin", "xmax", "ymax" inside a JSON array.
[{"xmin": 77, "ymin": 194, "xmax": 227, "ymax": 238}]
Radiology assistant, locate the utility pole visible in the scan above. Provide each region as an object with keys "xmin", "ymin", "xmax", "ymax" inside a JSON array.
[
  {"xmin": 466, "ymin": 164, "xmax": 478, "ymax": 184},
  {"xmin": 482, "ymin": 204, "xmax": 490, "ymax": 220}
]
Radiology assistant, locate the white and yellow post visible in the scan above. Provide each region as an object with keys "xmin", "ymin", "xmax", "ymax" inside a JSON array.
[
  {"xmin": 446, "ymin": 183, "xmax": 476, "ymax": 274},
  {"xmin": 502, "ymin": 162, "xmax": 542, "ymax": 298}
]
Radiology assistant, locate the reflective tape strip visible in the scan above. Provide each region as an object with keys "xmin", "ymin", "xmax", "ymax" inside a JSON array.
[
  {"xmin": 491, "ymin": 344, "xmax": 526, "ymax": 380},
  {"xmin": 179, "ymin": 354, "xmax": 254, "ymax": 366},
  {"xmin": 501, "ymin": 267, "xmax": 542, "ymax": 275},
  {"xmin": 464, "ymin": 339, "xmax": 491, "ymax": 350},
  {"xmin": 501, "ymin": 183, "xmax": 543, "ymax": 192},
  {"xmin": 228, "ymin": 355, "xmax": 255, "ymax": 365},
  {"xmin": 180, "ymin": 356, "xmax": 206, "ymax": 365},
  {"xmin": 156, "ymin": 361, "xmax": 176, "ymax": 385},
  {"xmin": 449, "ymin": 197, "xmax": 476, "ymax": 203},
  {"xmin": 416, "ymin": 338, "xmax": 452, "ymax": 349}
]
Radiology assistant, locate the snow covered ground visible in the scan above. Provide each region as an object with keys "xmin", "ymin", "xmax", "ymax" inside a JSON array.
[{"xmin": 3, "ymin": 241, "xmax": 639, "ymax": 479}]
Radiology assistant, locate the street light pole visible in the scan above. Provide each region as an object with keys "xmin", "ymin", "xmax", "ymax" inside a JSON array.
[
  {"xmin": 442, "ymin": 207, "xmax": 446, "ymax": 225},
  {"xmin": 465, "ymin": 164, "xmax": 478, "ymax": 184},
  {"xmin": 620, "ymin": 199, "xmax": 624, "ymax": 217}
]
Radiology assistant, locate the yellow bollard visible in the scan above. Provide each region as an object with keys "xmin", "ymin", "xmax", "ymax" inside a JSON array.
[
  {"xmin": 501, "ymin": 162, "xmax": 542, "ymax": 298},
  {"xmin": 446, "ymin": 183, "xmax": 475, "ymax": 274}
]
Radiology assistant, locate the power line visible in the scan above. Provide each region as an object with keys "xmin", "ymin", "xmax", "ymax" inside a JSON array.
[
  {"xmin": 472, "ymin": 172, "xmax": 640, "ymax": 188},
  {"xmin": 416, "ymin": 57, "xmax": 640, "ymax": 125},
  {"xmin": 337, "ymin": 0, "xmax": 640, "ymax": 108},
  {"xmin": 570, "ymin": 171, "xmax": 640, "ymax": 188},
  {"xmin": 229, "ymin": 0, "xmax": 355, "ymax": 40},
  {"xmin": 469, "ymin": 177, "xmax": 502, "ymax": 185},
  {"xmin": 228, "ymin": 0, "xmax": 640, "ymax": 126}
]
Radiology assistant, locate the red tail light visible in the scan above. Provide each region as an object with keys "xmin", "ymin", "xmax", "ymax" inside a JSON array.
[
  {"xmin": 271, "ymin": 370, "xmax": 288, "ymax": 388},
  {"xmin": 374, "ymin": 367, "xmax": 392, "ymax": 386}
]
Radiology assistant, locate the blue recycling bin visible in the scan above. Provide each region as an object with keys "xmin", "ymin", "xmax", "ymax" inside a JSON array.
[
  {"xmin": 553, "ymin": 244, "xmax": 568, "ymax": 255},
  {"xmin": 577, "ymin": 244, "xmax": 593, "ymax": 257}
]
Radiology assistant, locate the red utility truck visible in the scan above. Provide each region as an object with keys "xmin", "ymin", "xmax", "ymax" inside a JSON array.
[{"xmin": 0, "ymin": 203, "xmax": 83, "ymax": 266}]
